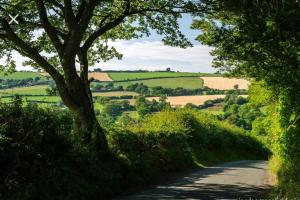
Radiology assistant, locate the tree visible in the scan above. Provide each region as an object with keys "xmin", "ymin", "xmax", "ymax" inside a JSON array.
[
  {"xmin": 93, "ymin": 68, "xmax": 102, "ymax": 72},
  {"xmin": 135, "ymin": 96, "xmax": 151, "ymax": 117},
  {"xmin": 102, "ymin": 101, "xmax": 122, "ymax": 119},
  {"xmin": 158, "ymin": 95, "xmax": 171, "ymax": 111},
  {"xmin": 0, "ymin": 0, "xmax": 197, "ymax": 154},
  {"xmin": 193, "ymin": 0, "xmax": 300, "ymax": 197}
]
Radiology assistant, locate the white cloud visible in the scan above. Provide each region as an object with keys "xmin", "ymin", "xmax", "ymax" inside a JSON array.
[
  {"xmin": 4, "ymin": 40, "xmax": 215, "ymax": 73},
  {"xmin": 99, "ymin": 40, "xmax": 215, "ymax": 72},
  {"xmin": 109, "ymin": 40, "xmax": 213, "ymax": 63}
]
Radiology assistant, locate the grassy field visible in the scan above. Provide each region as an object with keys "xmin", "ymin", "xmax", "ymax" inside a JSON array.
[
  {"xmin": 97, "ymin": 77, "xmax": 204, "ymax": 89},
  {"xmin": 0, "ymin": 96, "xmax": 61, "ymax": 103},
  {"xmin": 0, "ymin": 72, "xmax": 45, "ymax": 80},
  {"xmin": 0, "ymin": 85, "xmax": 48, "ymax": 96},
  {"xmin": 93, "ymin": 91, "xmax": 138, "ymax": 97},
  {"xmin": 201, "ymin": 103, "xmax": 224, "ymax": 115},
  {"xmin": 108, "ymin": 72, "xmax": 213, "ymax": 81}
]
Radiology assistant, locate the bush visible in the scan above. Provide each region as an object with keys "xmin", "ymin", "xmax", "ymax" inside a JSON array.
[
  {"xmin": 0, "ymin": 99, "xmax": 73, "ymax": 199},
  {"xmin": 0, "ymin": 100, "xmax": 268, "ymax": 200}
]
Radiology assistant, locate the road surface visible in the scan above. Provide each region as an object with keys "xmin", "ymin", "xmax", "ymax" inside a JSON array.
[{"xmin": 116, "ymin": 160, "xmax": 272, "ymax": 200}]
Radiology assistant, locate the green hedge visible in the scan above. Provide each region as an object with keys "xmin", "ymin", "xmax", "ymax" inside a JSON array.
[{"xmin": 0, "ymin": 102, "xmax": 268, "ymax": 200}]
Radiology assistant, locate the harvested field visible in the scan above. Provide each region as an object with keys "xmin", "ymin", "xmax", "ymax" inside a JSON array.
[
  {"xmin": 147, "ymin": 95, "xmax": 248, "ymax": 107},
  {"xmin": 201, "ymin": 77, "xmax": 250, "ymax": 90},
  {"xmin": 89, "ymin": 72, "xmax": 113, "ymax": 82}
]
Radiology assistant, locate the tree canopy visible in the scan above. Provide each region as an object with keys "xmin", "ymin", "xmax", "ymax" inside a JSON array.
[{"xmin": 0, "ymin": 0, "xmax": 199, "ymax": 147}]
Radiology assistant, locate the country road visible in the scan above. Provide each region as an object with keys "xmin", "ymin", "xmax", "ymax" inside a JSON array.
[{"xmin": 116, "ymin": 160, "xmax": 273, "ymax": 200}]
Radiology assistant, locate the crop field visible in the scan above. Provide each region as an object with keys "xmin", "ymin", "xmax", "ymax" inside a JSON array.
[
  {"xmin": 147, "ymin": 95, "xmax": 226, "ymax": 107},
  {"xmin": 0, "ymin": 72, "xmax": 45, "ymax": 80},
  {"xmin": 201, "ymin": 77, "xmax": 250, "ymax": 90},
  {"xmin": 147, "ymin": 95, "xmax": 248, "ymax": 107},
  {"xmin": 108, "ymin": 72, "xmax": 211, "ymax": 81},
  {"xmin": 89, "ymin": 72, "xmax": 113, "ymax": 82},
  {"xmin": 98, "ymin": 77, "xmax": 204, "ymax": 89}
]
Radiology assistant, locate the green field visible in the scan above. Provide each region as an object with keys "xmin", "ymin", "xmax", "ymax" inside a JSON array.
[
  {"xmin": 1, "ymin": 96, "xmax": 61, "ymax": 103},
  {"xmin": 108, "ymin": 72, "xmax": 214, "ymax": 81},
  {"xmin": 201, "ymin": 104, "xmax": 224, "ymax": 115},
  {"xmin": 0, "ymin": 72, "xmax": 45, "ymax": 80},
  {"xmin": 98, "ymin": 77, "xmax": 204, "ymax": 89},
  {"xmin": 0, "ymin": 85, "xmax": 48, "ymax": 96},
  {"xmin": 93, "ymin": 91, "xmax": 138, "ymax": 97}
]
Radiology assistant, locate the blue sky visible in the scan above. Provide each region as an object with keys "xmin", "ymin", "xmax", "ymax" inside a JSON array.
[
  {"xmin": 99, "ymin": 15, "xmax": 215, "ymax": 72},
  {"xmin": 9, "ymin": 15, "xmax": 215, "ymax": 72}
]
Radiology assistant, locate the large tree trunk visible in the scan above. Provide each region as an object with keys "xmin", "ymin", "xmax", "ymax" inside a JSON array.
[
  {"xmin": 72, "ymin": 103, "xmax": 109, "ymax": 157},
  {"xmin": 55, "ymin": 64, "xmax": 110, "ymax": 157}
]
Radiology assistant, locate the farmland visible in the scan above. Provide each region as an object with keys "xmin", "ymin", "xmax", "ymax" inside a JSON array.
[
  {"xmin": 93, "ymin": 91, "xmax": 138, "ymax": 97},
  {"xmin": 89, "ymin": 72, "xmax": 113, "ymax": 81},
  {"xmin": 0, "ymin": 85, "xmax": 48, "ymax": 96},
  {"xmin": 0, "ymin": 72, "xmax": 250, "ymax": 107},
  {"xmin": 0, "ymin": 86, "xmax": 138, "ymax": 98},
  {"xmin": 97, "ymin": 77, "xmax": 204, "ymax": 89},
  {"xmin": 0, "ymin": 72, "xmax": 45, "ymax": 80},
  {"xmin": 147, "ymin": 95, "xmax": 226, "ymax": 106},
  {"xmin": 201, "ymin": 77, "xmax": 250, "ymax": 90},
  {"xmin": 107, "ymin": 72, "xmax": 213, "ymax": 81}
]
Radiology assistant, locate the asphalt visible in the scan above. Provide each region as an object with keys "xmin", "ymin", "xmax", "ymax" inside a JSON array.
[{"xmin": 115, "ymin": 160, "xmax": 273, "ymax": 200}]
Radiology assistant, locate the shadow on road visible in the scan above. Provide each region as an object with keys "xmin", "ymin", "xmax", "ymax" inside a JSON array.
[
  {"xmin": 115, "ymin": 160, "xmax": 272, "ymax": 200},
  {"xmin": 123, "ymin": 183, "xmax": 271, "ymax": 200}
]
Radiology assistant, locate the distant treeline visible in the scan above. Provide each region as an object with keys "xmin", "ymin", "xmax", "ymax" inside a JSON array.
[
  {"xmin": 0, "ymin": 78, "xmax": 50, "ymax": 89},
  {"xmin": 93, "ymin": 75, "xmax": 204, "ymax": 83},
  {"xmin": 91, "ymin": 82, "xmax": 248, "ymax": 96}
]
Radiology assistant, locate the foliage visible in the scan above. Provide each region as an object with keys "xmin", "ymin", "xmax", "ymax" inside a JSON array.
[
  {"xmin": 194, "ymin": 1, "xmax": 300, "ymax": 197},
  {"xmin": 45, "ymin": 85, "xmax": 58, "ymax": 96},
  {"xmin": 0, "ymin": 0, "xmax": 200, "ymax": 148},
  {"xmin": 0, "ymin": 78, "xmax": 48, "ymax": 90},
  {"xmin": 94, "ymin": 81, "xmax": 247, "ymax": 96},
  {"xmin": 0, "ymin": 101, "xmax": 268, "ymax": 200},
  {"xmin": 101, "ymin": 100, "xmax": 133, "ymax": 120},
  {"xmin": 0, "ymin": 98, "xmax": 73, "ymax": 200},
  {"xmin": 135, "ymin": 95, "xmax": 171, "ymax": 117}
]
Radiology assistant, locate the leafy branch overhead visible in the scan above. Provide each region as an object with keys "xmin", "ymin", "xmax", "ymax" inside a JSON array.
[
  {"xmin": 0, "ymin": 0, "xmax": 200, "ymax": 146},
  {"xmin": 0, "ymin": 0, "xmax": 197, "ymax": 74}
]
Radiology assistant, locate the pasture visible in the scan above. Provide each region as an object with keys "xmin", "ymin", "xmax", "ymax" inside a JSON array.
[
  {"xmin": 108, "ymin": 72, "xmax": 207, "ymax": 81},
  {"xmin": 0, "ymin": 85, "xmax": 48, "ymax": 96},
  {"xmin": 0, "ymin": 72, "xmax": 44, "ymax": 80},
  {"xmin": 93, "ymin": 91, "xmax": 138, "ymax": 97}
]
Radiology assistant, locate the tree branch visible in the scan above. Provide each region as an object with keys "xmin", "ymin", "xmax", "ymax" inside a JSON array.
[
  {"xmin": 35, "ymin": 0, "xmax": 63, "ymax": 57},
  {"xmin": 82, "ymin": 1, "xmax": 131, "ymax": 50},
  {"xmin": 64, "ymin": 0, "xmax": 76, "ymax": 29},
  {"xmin": 0, "ymin": 18, "xmax": 61, "ymax": 83}
]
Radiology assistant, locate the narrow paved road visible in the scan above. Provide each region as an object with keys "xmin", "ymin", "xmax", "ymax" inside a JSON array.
[{"xmin": 116, "ymin": 160, "xmax": 272, "ymax": 200}]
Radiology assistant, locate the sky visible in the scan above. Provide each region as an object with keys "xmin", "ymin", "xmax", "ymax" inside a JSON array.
[{"xmin": 10, "ymin": 14, "xmax": 215, "ymax": 73}]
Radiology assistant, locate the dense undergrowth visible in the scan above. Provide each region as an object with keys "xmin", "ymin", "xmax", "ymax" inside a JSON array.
[
  {"xmin": 247, "ymin": 83, "xmax": 300, "ymax": 199},
  {"xmin": 0, "ymin": 99, "xmax": 268, "ymax": 200}
]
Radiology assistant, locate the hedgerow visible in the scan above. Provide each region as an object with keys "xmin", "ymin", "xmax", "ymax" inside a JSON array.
[{"xmin": 0, "ymin": 100, "xmax": 268, "ymax": 199}]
